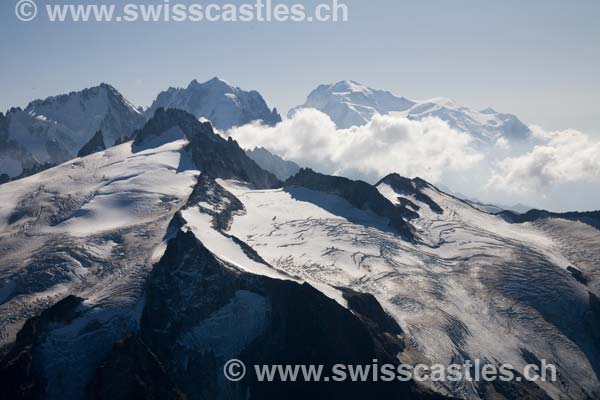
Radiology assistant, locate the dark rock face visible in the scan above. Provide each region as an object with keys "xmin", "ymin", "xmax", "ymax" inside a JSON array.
[
  {"xmin": 0, "ymin": 295, "xmax": 83, "ymax": 400},
  {"xmin": 189, "ymin": 132, "xmax": 280, "ymax": 189},
  {"xmin": 86, "ymin": 335, "xmax": 185, "ymax": 400},
  {"xmin": 0, "ymin": 112, "xmax": 7, "ymax": 140},
  {"xmin": 500, "ymin": 209, "xmax": 600, "ymax": 231},
  {"xmin": 187, "ymin": 173, "xmax": 245, "ymax": 231},
  {"xmin": 134, "ymin": 108, "xmax": 280, "ymax": 189},
  {"xmin": 340, "ymin": 288, "xmax": 403, "ymax": 338},
  {"xmin": 585, "ymin": 292, "xmax": 600, "ymax": 347},
  {"xmin": 77, "ymin": 131, "xmax": 106, "ymax": 157},
  {"xmin": 377, "ymin": 173, "xmax": 444, "ymax": 216},
  {"xmin": 0, "ymin": 111, "xmax": 39, "ymax": 179},
  {"xmin": 131, "ymin": 228, "xmax": 446, "ymax": 400},
  {"xmin": 285, "ymin": 169, "xmax": 415, "ymax": 240},
  {"xmin": 132, "ymin": 107, "xmax": 200, "ymax": 150},
  {"xmin": 567, "ymin": 266, "xmax": 589, "ymax": 285}
]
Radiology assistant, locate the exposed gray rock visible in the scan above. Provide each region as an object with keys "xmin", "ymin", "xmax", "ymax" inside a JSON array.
[
  {"xmin": 135, "ymin": 108, "xmax": 280, "ymax": 189},
  {"xmin": 77, "ymin": 131, "xmax": 106, "ymax": 158},
  {"xmin": 1, "ymin": 84, "xmax": 146, "ymax": 179},
  {"xmin": 245, "ymin": 147, "xmax": 301, "ymax": 181},
  {"xmin": 285, "ymin": 168, "xmax": 415, "ymax": 240}
]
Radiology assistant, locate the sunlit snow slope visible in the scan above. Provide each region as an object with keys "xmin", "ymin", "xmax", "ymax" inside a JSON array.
[
  {"xmin": 183, "ymin": 174, "xmax": 600, "ymax": 400},
  {"xmin": 1, "ymin": 111, "xmax": 598, "ymax": 400},
  {"xmin": 0, "ymin": 137, "xmax": 198, "ymax": 345}
]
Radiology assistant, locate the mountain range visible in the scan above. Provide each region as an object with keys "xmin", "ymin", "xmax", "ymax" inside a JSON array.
[
  {"xmin": 0, "ymin": 106, "xmax": 599, "ymax": 400},
  {"xmin": 1, "ymin": 78, "xmax": 539, "ymax": 183},
  {"xmin": 0, "ymin": 78, "xmax": 281, "ymax": 180}
]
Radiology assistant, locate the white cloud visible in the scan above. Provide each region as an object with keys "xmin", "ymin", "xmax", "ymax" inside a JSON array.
[
  {"xmin": 495, "ymin": 137, "xmax": 510, "ymax": 150},
  {"xmin": 488, "ymin": 127, "xmax": 600, "ymax": 195},
  {"xmin": 227, "ymin": 109, "xmax": 483, "ymax": 183}
]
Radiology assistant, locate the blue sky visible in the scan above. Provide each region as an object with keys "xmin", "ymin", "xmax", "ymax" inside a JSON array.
[{"xmin": 1, "ymin": 0, "xmax": 599, "ymax": 135}]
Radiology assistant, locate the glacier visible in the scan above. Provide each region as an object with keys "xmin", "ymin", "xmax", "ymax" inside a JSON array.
[{"xmin": 0, "ymin": 109, "xmax": 598, "ymax": 400}]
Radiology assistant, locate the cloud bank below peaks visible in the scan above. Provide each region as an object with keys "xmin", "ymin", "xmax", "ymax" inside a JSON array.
[
  {"xmin": 226, "ymin": 108, "xmax": 483, "ymax": 183},
  {"xmin": 488, "ymin": 126, "xmax": 600, "ymax": 195}
]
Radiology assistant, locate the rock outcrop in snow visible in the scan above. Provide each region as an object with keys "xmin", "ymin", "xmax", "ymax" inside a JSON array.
[
  {"xmin": 77, "ymin": 130, "xmax": 106, "ymax": 158},
  {"xmin": 0, "ymin": 108, "xmax": 599, "ymax": 399},
  {"xmin": 286, "ymin": 168, "xmax": 416, "ymax": 240},
  {"xmin": 134, "ymin": 108, "xmax": 280, "ymax": 189}
]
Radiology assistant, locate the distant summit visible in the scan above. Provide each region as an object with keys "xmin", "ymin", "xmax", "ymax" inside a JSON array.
[
  {"xmin": 0, "ymin": 78, "xmax": 283, "ymax": 180},
  {"xmin": 147, "ymin": 77, "xmax": 281, "ymax": 131},
  {"xmin": 290, "ymin": 80, "xmax": 530, "ymax": 143},
  {"xmin": 289, "ymin": 80, "xmax": 414, "ymax": 129},
  {"xmin": 245, "ymin": 147, "xmax": 301, "ymax": 181},
  {"xmin": 0, "ymin": 83, "xmax": 145, "ymax": 178}
]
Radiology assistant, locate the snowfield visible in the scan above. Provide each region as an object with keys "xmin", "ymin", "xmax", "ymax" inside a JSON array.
[
  {"xmin": 209, "ymin": 178, "xmax": 600, "ymax": 399},
  {"xmin": 0, "ymin": 126, "xmax": 598, "ymax": 399},
  {"xmin": 0, "ymin": 139, "xmax": 198, "ymax": 345}
]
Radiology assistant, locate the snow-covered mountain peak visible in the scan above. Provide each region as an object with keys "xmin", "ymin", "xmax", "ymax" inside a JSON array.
[
  {"xmin": 378, "ymin": 172, "xmax": 431, "ymax": 190},
  {"xmin": 188, "ymin": 76, "xmax": 232, "ymax": 91},
  {"xmin": 24, "ymin": 83, "xmax": 143, "ymax": 130},
  {"xmin": 0, "ymin": 84, "xmax": 146, "ymax": 179},
  {"xmin": 147, "ymin": 78, "xmax": 281, "ymax": 131},
  {"xmin": 25, "ymin": 83, "xmax": 137, "ymax": 113},
  {"xmin": 327, "ymin": 80, "xmax": 371, "ymax": 94},
  {"xmin": 291, "ymin": 81, "xmax": 531, "ymax": 143},
  {"xmin": 480, "ymin": 107, "xmax": 497, "ymax": 114},
  {"xmin": 416, "ymin": 96, "xmax": 458, "ymax": 108},
  {"xmin": 289, "ymin": 80, "xmax": 415, "ymax": 129}
]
